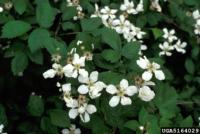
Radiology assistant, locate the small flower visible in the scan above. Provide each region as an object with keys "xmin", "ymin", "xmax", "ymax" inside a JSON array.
[
  {"xmin": 67, "ymin": 0, "xmax": 79, "ymax": 6},
  {"xmin": 137, "ymin": 56, "xmax": 165, "ymax": 81},
  {"xmin": 106, "ymin": 79, "xmax": 138, "ymax": 107},
  {"xmin": 78, "ymin": 71, "xmax": 106, "ymax": 99},
  {"xmin": 159, "ymin": 42, "xmax": 174, "ymax": 56},
  {"xmin": 112, "ymin": 15, "xmax": 130, "ymax": 34},
  {"xmin": 174, "ymin": 40, "xmax": 187, "ymax": 54},
  {"xmin": 83, "ymin": 51, "xmax": 93, "ymax": 61},
  {"xmin": 61, "ymin": 124, "xmax": 81, "ymax": 134},
  {"xmin": 136, "ymin": 0, "xmax": 144, "ymax": 13},
  {"xmin": 63, "ymin": 53, "xmax": 88, "ymax": 78},
  {"xmin": 4, "ymin": 1, "xmax": 13, "ymax": 10},
  {"xmin": 68, "ymin": 100, "xmax": 97, "ymax": 123},
  {"xmin": 150, "ymin": 0, "xmax": 162, "ymax": 12},
  {"xmin": 138, "ymin": 86, "xmax": 155, "ymax": 101},
  {"xmin": 60, "ymin": 83, "xmax": 74, "ymax": 107},
  {"xmin": 194, "ymin": 23, "xmax": 200, "ymax": 35},
  {"xmin": 51, "ymin": 54, "xmax": 62, "ymax": 63},
  {"xmin": 100, "ymin": 6, "xmax": 117, "ymax": 20},
  {"xmin": 192, "ymin": 10, "xmax": 200, "ymax": 20},
  {"xmin": 163, "ymin": 28, "xmax": 177, "ymax": 43},
  {"xmin": 43, "ymin": 63, "xmax": 65, "ymax": 78},
  {"xmin": 120, "ymin": 0, "xmax": 137, "ymax": 14}
]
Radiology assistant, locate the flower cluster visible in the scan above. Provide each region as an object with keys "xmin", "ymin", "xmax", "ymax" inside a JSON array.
[
  {"xmin": 192, "ymin": 10, "xmax": 200, "ymax": 36},
  {"xmin": 62, "ymin": 124, "xmax": 81, "ymax": 134},
  {"xmin": 0, "ymin": 124, "xmax": 7, "ymax": 134},
  {"xmin": 159, "ymin": 28, "xmax": 187, "ymax": 56},
  {"xmin": 67, "ymin": 0, "xmax": 85, "ymax": 20},
  {"xmin": 91, "ymin": 0, "xmax": 146, "ymax": 46}
]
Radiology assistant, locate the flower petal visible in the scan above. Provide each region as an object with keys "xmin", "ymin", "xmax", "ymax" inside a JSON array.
[
  {"xmin": 138, "ymin": 86, "xmax": 155, "ymax": 102},
  {"xmin": 121, "ymin": 96, "xmax": 132, "ymax": 105},
  {"xmin": 62, "ymin": 83, "xmax": 71, "ymax": 93},
  {"xmin": 120, "ymin": 79, "xmax": 129, "ymax": 89},
  {"xmin": 154, "ymin": 70, "xmax": 165, "ymax": 80},
  {"xmin": 43, "ymin": 69, "xmax": 56, "ymax": 79},
  {"xmin": 69, "ymin": 109, "xmax": 78, "ymax": 119},
  {"xmin": 79, "ymin": 69, "xmax": 88, "ymax": 77},
  {"xmin": 86, "ymin": 104, "xmax": 97, "ymax": 114},
  {"xmin": 125, "ymin": 86, "xmax": 138, "ymax": 96},
  {"xmin": 63, "ymin": 64, "xmax": 74, "ymax": 77},
  {"xmin": 142, "ymin": 71, "xmax": 153, "ymax": 81},
  {"xmin": 90, "ymin": 71, "xmax": 98, "ymax": 83},
  {"xmin": 78, "ymin": 85, "xmax": 89, "ymax": 94},
  {"xmin": 80, "ymin": 112, "xmax": 90, "ymax": 123},
  {"xmin": 61, "ymin": 129, "xmax": 69, "ymax": 134},
  {"xmin": 106, "ymin": 85, "xmax": 117, "ymax": 94},
  {"xmin": 78, "ymin": 74, "xmax": 89, "ymax": 84},
  {"xmin": 109, "ymin": 96, "xmax": 120, "ymax": 107}
]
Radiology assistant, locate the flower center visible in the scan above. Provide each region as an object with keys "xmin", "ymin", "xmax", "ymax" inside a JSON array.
[
  {"xmin": 74, "ymin": 64, "xmax": 81, "ymax": 70},
  {"xmin": 117, "ymin": 88, "xmax": 125, "ymax": 97}
]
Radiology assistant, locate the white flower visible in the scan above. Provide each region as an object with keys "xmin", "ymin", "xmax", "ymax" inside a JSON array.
[
  {"xmin": 112, "ymin": 15, "xmax": 130, "ymax": 34},
  {"xmin": 159, "ymin": 42, "xmax": 174, "ymax": 56},
  {"xmin": 137, "ymin": 56, "xmax": 165, "ymax": 81},
  {"xmin": 68, "ymin": 101, "xmax": 97, "ymax": 123},
  {"xmin": 43, "ymin": 63, "xmax": 66, "ymax": 79},
  {"xmin": 60, "ymin": 83, "xmax": 75, "ymax": 107},
  {"xmin": 61, "ymin": 124, "xmax": 81, "ymax": 134},
  {"xmin": 106, "ymin": 79, "xmax": 138, "ymax": 107},
  {"xmin": 0, "ymin": 7, "xmax": 3, "ymax": 13},
  {"xmin": 63, "ymin": 53, "xmax": 88, "ymax": 78},
  {"xmin": 78, "ymin": 71, "xmax": 106, "ymax": 99},
  {"xmin": 194, "ymin": 23, "xmax": 200, "ymax": 35},
  {"xmin": 91, "ymin": 4, "xmax": 101, "ymax": 18},
  {"xmin": 138, "ymin": 86, "xmax": 155, "ymax": 101},
  {"xmin": 163, "ymin": 28, "xmax": 177, "ymax": 43},
  {"xmin": 174, "ymin": 40, "xmax": 187, "ymax": 54},
  {"xmin": 100, "ymin": 6, "xmax": 117, "ymax": 20},
  {"xmin": 120, "ymin": 0, "xmax": 137, "ymax": 14},
  {"xmin": 192, "ymin": 10, "xmax": 200, "ymax": 20},
  {"xmin": 136, "ymin": 0, "xmax": 144, "ymax": 13}
]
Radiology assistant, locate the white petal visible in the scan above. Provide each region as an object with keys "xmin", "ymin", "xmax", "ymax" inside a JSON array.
[
  {"xmin": 69, "ymin": 109, "xmax": 78, "ymax": 119},
  {"xmin": 61, "ymin": 129, "xmax": 69, "ymax": 134},
  {"xmin": 154, "ymin": 70, "xmax": 165, "ymax": 80},
  {"xmin": 142, "ymin": 71, "xmax": 153, "ymax": 81},
  {"xmin": 90, "ymin": 71, "xmax": 98, "ymax": 83},
  {"xmin": 79, "ymin": 69, "xmax": 88, "ymax": 77},
  {"xmin": 74, "ymin": 129, "xmax": 81, "ymax": 134},
  {"xmin": 62, "ymin": 83, "xmax": 71, "ymax": 93},
  {"xmin": 72, "ymin": 70, "xmax": 78, "ymax": 78},
  {"xmin": 138, "ymin": 86, "xmax": 155, "ymax": 102},
  {"xmin": 120, "ymin": 79, "xmax": 129, "ymax": 89},
  {"xmin": 72, "ymin": 53, "xmax": 80, "ymax": 65},
  {"xmin": 106, "ymin": 85, "xmax": 117, "ymax": 94},
  {"xmin": 137, "ymin": 57, "xmax": 149, "ymax": 69},
  {"xmin": 78, "ymin": 85, "xmax": 89, "ymax": 94},
  {"xmin": 80, "ymin": 112, "xmax": 90, "ymax": 123},
  {"xmin": 43, "ymin": 69, "xmax": 56, "ymax": 79},
  {"xmin": 109, "ymin": 96, "xmax": 120, "ymax": 107},
  {"xmin": 86, "ymin": 104, "xmax": 97, "ymax": 114},
  {"xmin": 78, "ymin": 74, "xmax": 89, "ymax": 84},
  {"xmin": 94, "ymin": 81, "xmax": 106, "ymax": 91},
  {"xmin": 121, "ymin": 96, "xmax": 132, "ymax": 105},
  {"xmin": 63, "ymin": 64, "xmax": 74, "ymax": 77},
  {"xmin": 125, "ymin": 86, "xmax": 138, "ymax": 96}
]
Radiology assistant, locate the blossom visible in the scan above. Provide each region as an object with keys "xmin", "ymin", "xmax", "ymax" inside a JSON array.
[
  {"xmin": 61, "ymin": 124, "xmax": 81, "ymax": 134},
  {"xmin": 63, "ymin": 53, "xmax": 88, "ymax": 78},
  {"xmin": 137, "ymin": 56, "xmax": 165, "ymax": 81},
  {"xmin": 0, "ymin": 7, "xmax": 3, "ymax": 13},
  {"xmin": 194, "ymin": 23, "xmax": 200, "ymax": 35},
  {"xmin": 43, "ymin": 63, "xmax": 66, "ymax": 78},
  {"xmin": 174, "ymin": 40, "xmax": 187, "ymax": 54},
  {"xmin": 100, "ymin": 6, "xmax": 117, "ymax": 20},
  {"xmin": 192, "ymin": 10, "xmax": 200, "ymax": 20},
  {"xmin": 159, "ymin": 42, "xmax": 174, "ymax": 56},
  {"xmin": 150, "ymin": 0, "xmax": 162, "ymax": 12},
  {"xmin": 120, "ymin": 0, "xmax": 137, "ymax": 14},
  {"xmin": 78, "ymin": 71, "xmax": 106, "ymax": 99},
  {"xmin": 138, "ymin": 86, "xmax": 155, "ymax": 101},
  {"xmin": 106, "ymin": 79, "xmax": 138, "ymax": 107},
  {"xmin": 163, "ymin": 28, "xmax": 177, "ymax": 43},
  {"xmin": 68, "ymin": 100, "xmax": 97, "ymax": 123},
  {"xmin": 112, "ymin": 15, "xmax": 130, "ymax": 34}
]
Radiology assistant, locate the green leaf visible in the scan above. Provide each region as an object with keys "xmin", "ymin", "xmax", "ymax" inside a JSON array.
[
  {"xmin": 185, "ymin": 58, "xmax": 195, "ymax": 74},
  {"xmin": 0, "ymin": 104, "xmax": 7, "ymax": 125},
  {"xmin": 49, "ymin": 109, "xmax": 70, "ymax": 127},
  {"xmin": 81, "ymin": 18, "xmax": 102, "ymax": 31},
  {"xmin": 36, "ymin": 0, "xmax": 57, "ymax": 28},
  {"xmin": 13, "ymin": 0, "xmax": 27, "ymax": 14},
  {"xmin": 41, "ymin": 117, "xmax": 59, "ymax": 134},
  {"xmin": 180, "ymin": 116, "xmax": 193, "ymax": 127},
  {"xmin": 99, "ymin": 72, "xmax": 124, "ymax": 85},
  {"xmin": 28, "ymin": 28, "xmax": 51, "ymax": 53},
  {"xmin": 28, "ymin": 50, "xmax": 43, "ymax": 65},
  {"xmin": 151, "ymin": 28, "xmax": 163, "ymax": 39},
  {"xmin": 62, "ymin": 7, "xmax": 77, "ymax": 21},
  {"xmin": 122, "ymin": 42, "xmax": 140, "ymax": 59},
  {"xmin": 139, "ymin": 107, "xmax": 149, "ymax": 125},
  {"xmin": 2, "ymin": 20, "xmax": 31, "ymax": 38},
  {"xmin": 101, "ymin": 27, "xmax": 121, "ymax": 51},
  {"xmin": 27, "ymin": 95, "xmax": 44, "ymax": 117},
  {"xmin": 124, "ymin": 120, "xmax": 139, "ymax": 131},
  {"xmin": 11, "ymin": 52, "xmax": 28, "ymax": 75},
  {"xmin": 102, "ymin": 49, "xmax": 121, "ymax": 63}
]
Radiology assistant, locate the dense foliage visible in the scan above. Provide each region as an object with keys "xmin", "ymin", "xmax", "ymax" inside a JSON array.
[{"xmin": 0, "ymin": 0, "xmax": 200, "ymax": 133}]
